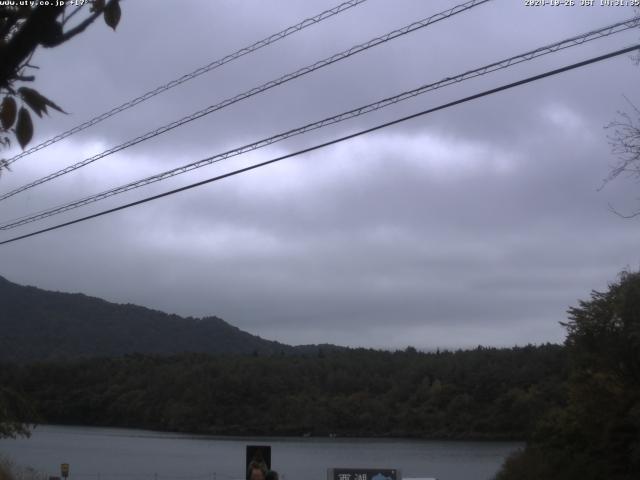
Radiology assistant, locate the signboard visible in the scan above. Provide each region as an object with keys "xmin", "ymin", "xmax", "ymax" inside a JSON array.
[
  {"xmin": 328, "ymin": 469, "xmax": 399, "ymax": 480},
  {"xmin": 60, "ymin": 464, "xmax": 70, "ymax": 479},
  {"xmin": 246, "ymin": 445, "xmax": 271, "ymax": 480}
]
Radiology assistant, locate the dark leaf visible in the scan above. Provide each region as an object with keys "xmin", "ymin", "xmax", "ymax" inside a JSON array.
[
  {"xmin": 15, "ymin": 107, "xmax": 33, "ymax": 149},
  {"xmin": 91, "ymin": 0, "xmax": 106, "ymax": 13},
  {"xmin": 39, "ymin": 21, "xmax": 63, "ymax": 48},
  {"xmin": 104, "ymin": 0, "xmax": 121, "ymax": 30},
  {"xmin": 1, "ymin": 96, "xmax": 17, "ymax": 130},
  {"xmin": 18, "ymin": 87, "xmax": 66, "ymax": 117}
]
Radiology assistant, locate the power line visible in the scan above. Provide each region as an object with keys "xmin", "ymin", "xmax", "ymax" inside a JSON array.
[
  {"xmin": 0, "ymin": 0, "xmax": 491, "ymax": 202},
  {"xmin": 1, "ymin": 44, "xmax": 637, "ymax": 247},
  {"xmin": 3, "ymin": 0, "xmax": 370, "ymax": 167},
  {"xmin": 2, "ymin": 15, "xmax": 638, "ymax": 231}
]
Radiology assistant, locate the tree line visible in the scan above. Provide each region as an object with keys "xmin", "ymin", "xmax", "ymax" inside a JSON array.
[{"xmin": 1, "ymin": 344, "xmax": 566, "ymax": 440}]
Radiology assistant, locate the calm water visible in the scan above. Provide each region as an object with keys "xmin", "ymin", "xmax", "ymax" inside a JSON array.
[{"xmin": 0, "ymin": 425, "xmax": 521, "ymax": 480}]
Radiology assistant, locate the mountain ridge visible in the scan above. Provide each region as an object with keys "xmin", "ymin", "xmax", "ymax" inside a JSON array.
[{"xmin": 0, "ymin": 275, "xmax": 334, "ymax": 362}]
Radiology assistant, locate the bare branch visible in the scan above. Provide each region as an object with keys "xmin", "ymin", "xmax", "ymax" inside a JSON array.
[{"xmin": 604, "ymin": 100, "xmax": 640, "ymax": 185}]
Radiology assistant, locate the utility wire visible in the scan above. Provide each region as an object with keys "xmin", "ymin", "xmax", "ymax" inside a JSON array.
[
  {"xmin": 0, "ymin": 0, "xmax": 491, "ymax": 202},
  {"xmin": 3, "ymin": 0, "xmax": 370, "ymax": 166},
  {"xmin": 1, "ymin": 16, "xmax": 637, "ymax": 231},
  {"xmin": 1, "ymin": 44, "xmax": 637, "ymax": 247}
]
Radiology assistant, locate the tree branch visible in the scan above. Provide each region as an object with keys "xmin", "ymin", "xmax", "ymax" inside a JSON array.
[
  {"xmin": 48, "ymin": 0, "xmax": 116, "ymax": 47},
  {"xmin": 0, "ymin": 5, "xmax": 64, "ymax": 88}
]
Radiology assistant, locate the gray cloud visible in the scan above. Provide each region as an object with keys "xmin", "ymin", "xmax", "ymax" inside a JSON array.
[{"xmin": 1, "ymin": 0, "xmax": 639, "ymax": 349}]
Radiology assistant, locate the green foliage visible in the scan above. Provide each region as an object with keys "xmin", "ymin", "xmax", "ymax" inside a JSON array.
[
  {"xmin": 0, "ymin": 97, "xmax": 16, "ymax": 130},
  {"xmin": 0, "ymin": 456, "xmax": 46, "ymax": 480},
  {"xmin": 14, "ymin": 107, "xmax": 32, "ymax": 149},
  {"xmin": 0, "ymin": 0, "xmax": 122, "ymax": 167},
  {"xmin": 0, "ymin": 387, "xmax": 36, "ymax": 439},
  {"xmin": 0, "ymin": 344, "xmax": 566, "ymax": 440},
  {"xmin": 496, "ymin": 270, "xmax": 640, "ymax": 480},
  {"xmin": 0, "ymin": 79, "xmax": 63, "ymax": 150},
  {"xmin": 18, "ymin": 87, "xmax": 65, "ymax": 118},
  {"xmin": 102, "ymin": 1, "xmax": 121, "ymax": 31},
  {"xmin": 494, "ymin": 447, "xmax": 558, "ymax": 480}
]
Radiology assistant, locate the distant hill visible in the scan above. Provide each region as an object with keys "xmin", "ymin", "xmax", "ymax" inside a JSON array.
[{"xmin": 0, "ymin": 275, "xmax": 332, "ymax": 362}]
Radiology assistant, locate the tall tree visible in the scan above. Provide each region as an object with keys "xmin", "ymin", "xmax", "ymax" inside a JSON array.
[{"xmin": 496, "ymin": 270, "xmax": 640, "ymax": 480}]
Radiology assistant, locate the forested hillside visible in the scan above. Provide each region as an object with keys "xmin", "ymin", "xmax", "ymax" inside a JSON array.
[
  {"xmin": 0, "ymin": 275, "xmax": 310, "ymax": 361},
  {"xmin": 1, "ymin": 345, "xmax": 566, "ymax": 439}
]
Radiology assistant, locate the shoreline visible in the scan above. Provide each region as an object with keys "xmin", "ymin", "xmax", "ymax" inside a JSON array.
[{"xmin": 23, "ymin": 423, "xmax": 526, "ymax": 444}]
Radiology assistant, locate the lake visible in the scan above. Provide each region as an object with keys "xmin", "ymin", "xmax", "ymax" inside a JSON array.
[{"xmin": 0, "ymin": 425, "xmax": 521, "ymax": 480}]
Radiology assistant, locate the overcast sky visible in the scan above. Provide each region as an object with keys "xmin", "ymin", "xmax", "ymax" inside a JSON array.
[{"xmin": 1, "ymin": 0, "xmax": 639, "ymax": 350}]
